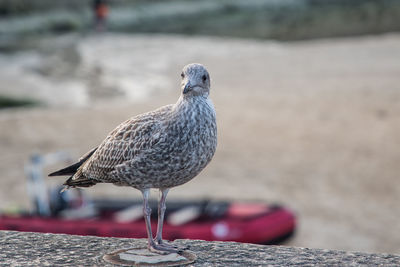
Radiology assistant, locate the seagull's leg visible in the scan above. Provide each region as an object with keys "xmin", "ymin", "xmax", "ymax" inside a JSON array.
[
  {"xmin": 154, "ymin": 188, "xmax": 186, "ymax": 252},
  {"xmin": 141, "ymin": 189, "xmax": 157, "ymax": 251},
  {"xmin": 154, "ymin": 188, "xmax": 169, "ymax": 245},
  {"xmin": 141, "ymin": 188, "xmax": 179, "ymax": 254}
]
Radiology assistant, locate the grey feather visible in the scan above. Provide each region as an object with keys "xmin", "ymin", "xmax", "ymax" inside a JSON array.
[{"xmin": 56, "ymin": 63, "xmax": 217, "ymax": 191}]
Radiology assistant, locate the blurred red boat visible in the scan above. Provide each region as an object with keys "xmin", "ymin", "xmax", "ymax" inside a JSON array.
[
  {"xmin": 0, "ymin": 198, "xmax": 296, "ymax": 245},
  {"xmin": 0, "ymin": 152, "xmax": 296, "ymax": 245}
]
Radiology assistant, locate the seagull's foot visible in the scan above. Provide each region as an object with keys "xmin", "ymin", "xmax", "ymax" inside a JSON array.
[
  {"xmin": 148, "ymin": 240, "xmax": 185, "ymax": 255},
  {"xmin": 155, "ymin": 239, "xmax": 181, "ymax": 249}
]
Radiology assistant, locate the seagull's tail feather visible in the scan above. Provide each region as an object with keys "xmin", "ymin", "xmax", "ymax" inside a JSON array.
[
  {"xmin": 48, "ymin": 147, "xmax": 98, "ymax": 177},
  {"xmin": 48, "ymin": 162, "xmax": 82, "ymax": 177},
  {"xmin": 48, "ymin": 147, "xmax": 99, "ymax": 191},
  {"xmin": 63, "ymin": 175, "xmax": 98, "ymax": 189}
]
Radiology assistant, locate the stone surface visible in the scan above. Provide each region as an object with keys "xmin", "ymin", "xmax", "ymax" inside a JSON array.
[
  {"xmin": 0, "ymin": 231, "xmax": 399, "ymax": 266},
  {"xmin": 104, "ymin": 247, "xmax": 196, "ymax": 266}
]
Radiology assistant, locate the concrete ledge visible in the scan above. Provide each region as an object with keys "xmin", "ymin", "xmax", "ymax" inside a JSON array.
[{"xmin": 1, "ymin": 230, "xmax": 399, "ymax": 266}]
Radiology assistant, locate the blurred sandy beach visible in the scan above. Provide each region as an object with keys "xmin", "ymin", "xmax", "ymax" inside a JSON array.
[{"xmin": 0, "ymin": 32, "xmax": 399, "ymax": 254}]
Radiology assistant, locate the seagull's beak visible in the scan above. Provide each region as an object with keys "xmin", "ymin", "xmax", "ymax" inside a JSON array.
[{"xmin": 183, "ymin": 82, "xmax": 192, "ymax": 94}]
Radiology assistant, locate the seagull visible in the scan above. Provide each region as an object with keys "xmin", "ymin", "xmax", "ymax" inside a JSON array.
[{"xmin": 49, "ymin": 63, "xmax": 217, "ymax": 254}]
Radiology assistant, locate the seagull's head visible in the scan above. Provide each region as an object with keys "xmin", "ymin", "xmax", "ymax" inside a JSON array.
[{"xmin": 180, "ymin": 63, "xmax": 210, "ymax": 97}]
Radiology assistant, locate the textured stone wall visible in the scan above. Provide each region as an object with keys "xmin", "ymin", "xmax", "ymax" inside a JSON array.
[{"xmin": 1, "ymin": 231, "xmax": 399, "ymax": 266}]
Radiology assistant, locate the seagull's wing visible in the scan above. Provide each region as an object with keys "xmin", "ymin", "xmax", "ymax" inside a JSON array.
[{"xmin": 70, "ymin": 105, "xmax": 173, "ymax": 185}]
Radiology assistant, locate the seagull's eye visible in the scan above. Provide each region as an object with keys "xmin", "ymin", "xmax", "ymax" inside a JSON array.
[
  {"xmin": 202, "ymin": 75, "xmax": 207, "ymax": 82},
  {"xmin": 181, "ymin": 72, "xmax": 185, "ymax": 78}
]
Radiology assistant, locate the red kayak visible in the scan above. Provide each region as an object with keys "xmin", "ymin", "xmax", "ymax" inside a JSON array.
[
  {"xmin": 4, "ymin": 153, "xmax": 296, "ymax": 245},
  {"xmin": 0, "ymin": 198, "xmax": 296, "ymax": 244}
]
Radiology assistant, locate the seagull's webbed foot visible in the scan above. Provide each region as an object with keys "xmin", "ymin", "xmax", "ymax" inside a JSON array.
[
  {"xmin": 155, "ymin": 238, "xmax": 184, "ymax": 250},
  {"xmin": 148, "ymin": 240, "xmax": 184, "ymax": 255}
]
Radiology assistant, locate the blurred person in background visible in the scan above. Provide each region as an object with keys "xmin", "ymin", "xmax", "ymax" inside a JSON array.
[{"xmin": 93, "ymin": 0, "xmax": 108, "ymax": 32}]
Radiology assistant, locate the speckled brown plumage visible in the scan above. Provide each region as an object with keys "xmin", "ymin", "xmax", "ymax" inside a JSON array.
[
  {"xmin": 51, "ymin": 64, "xmax": 217, "ymax": 191},
  {"xmin": 49, "ymin": 63, "xmax": 217, "ymax": 254}
]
